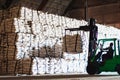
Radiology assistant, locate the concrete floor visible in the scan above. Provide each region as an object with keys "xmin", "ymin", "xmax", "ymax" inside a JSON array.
[{"xmin": 0, "ymin": 73, "xmax": 120, "ymax": 80}]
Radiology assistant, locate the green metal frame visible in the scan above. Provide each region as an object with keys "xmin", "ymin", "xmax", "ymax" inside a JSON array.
[{"xmin": 90, "ymin": 38, "xmax": 120, "ymax": 72}]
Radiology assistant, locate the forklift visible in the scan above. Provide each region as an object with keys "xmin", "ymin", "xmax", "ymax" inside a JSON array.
[
  {"xmin": 87, "ymin": 38, "xmax": 120, "ymax": 75},
  {"xmin": 65, "ymin": 18, "xmax": 120, "ymax": 75}
]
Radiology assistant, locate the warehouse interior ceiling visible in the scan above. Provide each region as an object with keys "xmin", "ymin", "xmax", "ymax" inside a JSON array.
[
  {"xmin": 64, "ymin": 0, "xmax": 120, "ymax": 28},
  {"xmin": 0, "ymin": 0, "xmax": 120, "ymax": 28}
]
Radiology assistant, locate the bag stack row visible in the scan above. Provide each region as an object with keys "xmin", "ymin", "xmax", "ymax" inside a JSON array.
[
  {"xmin": 0, "ymin": 0, "xmax": 42, "ymax": 75},
  {"xmin": 0, "ymin": 2, "xmax": 89, "ymax": 75}
]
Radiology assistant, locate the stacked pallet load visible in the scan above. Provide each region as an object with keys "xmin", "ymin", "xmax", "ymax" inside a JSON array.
[
  {"xmin": 0, "ymin": 9, "xmax": 17, "ymax": 75},
  {"xmin": 0, "ymin": 3, "xmax": 89, "ymax": 75},
  {"xmin": 14, "ymin": 7, "xmax": 89, "ymax": 74},
  {"xmin": 62, "ymin": 34, "xmax": 83, "ymax": 53},
  {"xmin": 13, "ymin": 6, "xmax": 89, "ymax": 58},
  {"xmin": 0, "ymin": 0, "xmax": 42, "ymax": 75}
]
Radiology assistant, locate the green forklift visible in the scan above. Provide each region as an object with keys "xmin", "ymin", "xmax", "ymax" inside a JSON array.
[
  {"xmin": 65, "ymin": 18, "xmax": 120, "ymax": 75},
  {"xmin": 87, "ymin": 38, "xmax": 120, "ymax": 75}
]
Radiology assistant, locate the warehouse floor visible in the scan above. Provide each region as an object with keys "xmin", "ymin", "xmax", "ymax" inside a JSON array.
[{"xmin": 0, "ymin": 73, "xmax": 119, "ymax": 80}]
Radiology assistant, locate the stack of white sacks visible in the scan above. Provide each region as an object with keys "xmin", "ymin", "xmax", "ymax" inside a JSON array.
[
  {"xmin": 97, "ymin": 24, "xmax": 120, "ymax": 39},
  {"xmin": 14, "ymin": 7, "xmax": 120, "ymax": 75},
  {"xmin": 31, "ymin": 53, "xmax": 87, "ymax": 75}
]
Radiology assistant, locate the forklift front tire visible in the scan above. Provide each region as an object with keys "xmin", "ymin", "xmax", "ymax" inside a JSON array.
[{"xmin": 86, "ymin": 62, "xmax": 99, "ymax": 75}]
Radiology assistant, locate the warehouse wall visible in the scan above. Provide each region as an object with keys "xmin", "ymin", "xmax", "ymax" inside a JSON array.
[{"xmin": 65, "ymin": 0, "xmax": 120, "ymax": 28}]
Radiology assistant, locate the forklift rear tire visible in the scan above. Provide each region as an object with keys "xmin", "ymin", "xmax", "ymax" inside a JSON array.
[
  {"xmin": 87, "ymin": 62, "xmax": 99, "ymax": 75},
  {"xmin": 116, "ymin": 64, "xmax": 120, "ymax": 75}
]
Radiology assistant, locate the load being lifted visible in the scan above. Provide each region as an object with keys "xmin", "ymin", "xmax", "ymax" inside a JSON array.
[{"xmin": 65, "ymin": 18, "xmax": 120, "ymax": 75}]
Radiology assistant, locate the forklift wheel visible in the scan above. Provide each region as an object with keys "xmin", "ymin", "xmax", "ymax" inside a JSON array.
[
  {"xmin": 87, "ymin": 62, "xmax": 99, "ymax": 75},
  {"xmin": 116, "ymin": 64, "xmax": 120, "ymax": 75}
]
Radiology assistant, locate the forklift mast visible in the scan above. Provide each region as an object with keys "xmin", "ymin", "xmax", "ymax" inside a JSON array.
[
  {"xmin": 87, "ymin": 18, "xmax": 98, "ymax": 59},
  {"xmin": 65, "ymin": 18, "xmax": 98, "ymax": 59}
]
